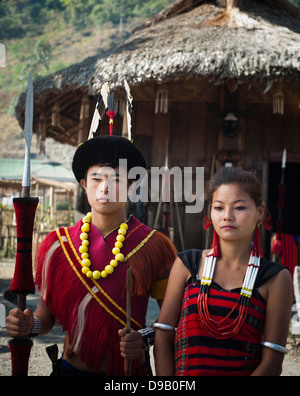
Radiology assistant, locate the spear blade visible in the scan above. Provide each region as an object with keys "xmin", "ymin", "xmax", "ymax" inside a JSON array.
[{"xmin": 22, "ymin": 71, "xmax": 34, "ymax": 197}]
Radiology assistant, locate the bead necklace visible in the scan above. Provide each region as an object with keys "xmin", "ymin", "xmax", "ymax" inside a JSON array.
[
  {"xmin": 79, "ymin": 212, "xmax": 128, "ymax": 280},
  {"xmin": 197, "ymin": 247, "xmax": 260, "ymax": 340}
]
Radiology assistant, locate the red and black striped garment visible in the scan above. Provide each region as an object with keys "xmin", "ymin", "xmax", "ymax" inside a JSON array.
[{"xmin": 175, "ymin": 249, "xmax": 286, "ymax": 376}]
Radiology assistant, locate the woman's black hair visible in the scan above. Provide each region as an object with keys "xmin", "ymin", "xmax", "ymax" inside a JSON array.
[{"xmin": 207, "ymin": 167, "xmax": 262, "ymax": 208}]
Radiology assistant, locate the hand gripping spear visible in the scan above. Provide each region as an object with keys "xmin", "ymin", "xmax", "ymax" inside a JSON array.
[{"xmin": 8, "ymin": 72, "xmax": 39, "ymax": 376}]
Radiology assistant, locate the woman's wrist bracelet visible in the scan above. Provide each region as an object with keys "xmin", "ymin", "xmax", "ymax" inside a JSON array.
[
  {"xmin": 260, "ymin": 341, "xmax": 289, "ymax": 354},
  {"xmin": 152, "ymin": 322, "xmax": 177, "ymax": 331}
]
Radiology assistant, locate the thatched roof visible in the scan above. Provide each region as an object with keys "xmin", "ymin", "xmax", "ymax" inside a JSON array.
[
  {"xmin": 91, "ymin": 0, "xmax": 300, "ymax": 88},
  {"xmin": 15, "ymin": 0, "xmax": 300, "ymax": 144}
]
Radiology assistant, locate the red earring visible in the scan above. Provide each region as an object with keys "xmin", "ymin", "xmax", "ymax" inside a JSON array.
[
  {"xmin": 212, "ymin": 230, "xmax": 221, "ymax": 258},
  {"xmin": 203, "ymin": 217, "xmax": 221, "ymax": 258},
  {"xmin": 252, "ymin": 222, "xmax": 263, "ymax": 258},
  {"xmin": 203, "ymin": 216, "xmax": 212, "ymax": 230}
]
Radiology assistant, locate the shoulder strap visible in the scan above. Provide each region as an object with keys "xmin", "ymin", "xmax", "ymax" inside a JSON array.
[{"xmin": 178, "ymin": 249, "xmax": 203, "ymax": 279}]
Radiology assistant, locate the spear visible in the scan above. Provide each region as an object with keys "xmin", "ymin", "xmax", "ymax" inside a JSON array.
[
  {"xmin": 8, "ymin": 72, "xmax": 39, "ymax": 376},
  {"xmin": 272, "ymin": 148, "xmax": 287, "ymax": 257}
]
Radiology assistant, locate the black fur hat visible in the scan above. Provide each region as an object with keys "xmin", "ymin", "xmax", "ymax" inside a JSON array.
[{"xmin": 72, "ymin": 135, "xmax": 146, "ymax": 182}]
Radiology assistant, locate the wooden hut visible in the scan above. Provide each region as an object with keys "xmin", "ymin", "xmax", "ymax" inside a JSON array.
[{"xmin": 15, "ymin": 0, "xmax": 300, "ymax": 253}]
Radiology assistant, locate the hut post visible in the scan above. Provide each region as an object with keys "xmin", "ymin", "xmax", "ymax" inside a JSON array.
[
  {"xmin": 51, "ymin": 101, "xmax": 61, "ymax": 127},
  {"xmin": 78, "ymin": 94, "xmax": 90, "ymax": 143}
]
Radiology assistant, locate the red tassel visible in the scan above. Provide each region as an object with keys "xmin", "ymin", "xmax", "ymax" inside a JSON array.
[
  {"xmin": 203, "ymin": 216, "xmax": 212, "ymax": 230},
  {"xmin": 211, "ymin": 230, "xmax": 221, "ymax": 258},
  {"xmin": 106, "ymin": 110, "xmax": 116, "ymax": 135},
  {"xmin": 252, "ymin": 224, "xmax": 263, "ymax": 258}
]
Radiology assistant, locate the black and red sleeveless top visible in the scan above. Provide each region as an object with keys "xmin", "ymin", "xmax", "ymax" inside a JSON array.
[{"xmin": 175, "ymin": 249, "xmax": 286, "ymax": 376}]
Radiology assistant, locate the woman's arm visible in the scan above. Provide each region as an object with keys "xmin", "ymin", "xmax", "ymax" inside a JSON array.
[
  {"xmin": 252, "ymin": 268, "xmax": 293, "ymax": 376},
  {"xmin": 154, "ymin": 257, "xmax": 190, "ymax": 376}
]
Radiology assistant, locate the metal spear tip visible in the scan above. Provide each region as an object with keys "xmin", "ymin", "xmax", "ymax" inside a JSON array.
[
  {"xmin": 281, "ymin": 148, "xmax": 287, "ymax": 168},
  {"xmin": 21, "ymin": 71, "xmax": 34, "ymax": 195},
  {"xmin": 24, "ymin": 71, "xmax": 34, "ymax": 148}
]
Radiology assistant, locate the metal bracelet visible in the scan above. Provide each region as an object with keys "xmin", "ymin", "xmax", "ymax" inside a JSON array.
[
  {"xmin": 152, "ymin": 323, "xmax": 177, "ymax": 331},
  {"xmin": 260, "ymin": 341, "xmax": 289, "ymax": 354},
  {"xmin": 29, "ymin": 316, "xmax": 42, "ymax": 337}
]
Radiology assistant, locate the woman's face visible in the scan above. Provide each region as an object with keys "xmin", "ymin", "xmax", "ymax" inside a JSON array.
[{"xmin": 211, "ymin": 183, "xmax": 264, "ymax": 244}]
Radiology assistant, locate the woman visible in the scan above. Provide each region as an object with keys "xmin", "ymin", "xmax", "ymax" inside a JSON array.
[{"xmin": 154, "ymin": 167, "xmax": 293, "ymax": 376}]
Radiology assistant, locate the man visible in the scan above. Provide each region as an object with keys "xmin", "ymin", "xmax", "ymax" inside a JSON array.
[{"xmin": 6, "ymin": 135, "xmax": 177, "ymax": 375}]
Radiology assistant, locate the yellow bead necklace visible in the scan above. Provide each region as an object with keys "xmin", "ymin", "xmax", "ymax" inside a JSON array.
[{"xmin": 79, "ymin": 212, "xmax": 128, "ymax": 280}]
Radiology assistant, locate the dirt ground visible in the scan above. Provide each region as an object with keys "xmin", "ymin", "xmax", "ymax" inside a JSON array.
[{"xmin": 0, "ymin": 258, "xmax": 299, "ymax": 376}]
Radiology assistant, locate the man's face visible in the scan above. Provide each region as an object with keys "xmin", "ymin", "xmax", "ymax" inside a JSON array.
[{"xmin": 80, "ymin": 165, "xmax": 128, "ymax": 215}]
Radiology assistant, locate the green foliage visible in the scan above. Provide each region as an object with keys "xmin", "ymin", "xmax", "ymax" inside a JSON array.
[
  {"xmin": 19, "ymin": 39, "xmax": 52, "ymax": 82},
  {"xmin": 0, "ymin": 0, "xmax": 174, "ymax": 109},
  {"xmin": 0, "ymin": 0, "xmax": 174, "ymax": 38},
  {"xmin": 4, "ymin": 0, "xmax": 298, "ymax": 42}
]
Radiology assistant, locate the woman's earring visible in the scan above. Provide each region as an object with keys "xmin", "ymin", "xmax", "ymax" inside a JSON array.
[
  {"xmin": 203, "ymin": 216, "xmax": 221, "ymax": 257},
  {"xmin": 203, "ymin": 216, "xmax": 212, "ymax": 230}
]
